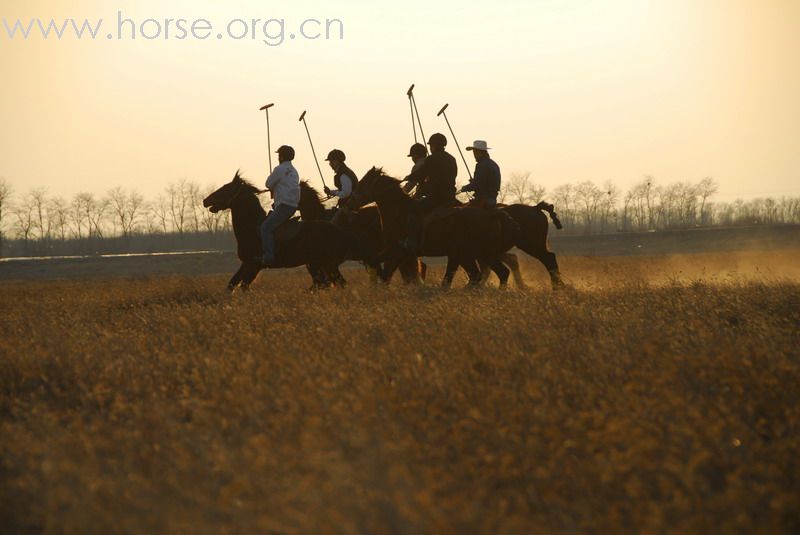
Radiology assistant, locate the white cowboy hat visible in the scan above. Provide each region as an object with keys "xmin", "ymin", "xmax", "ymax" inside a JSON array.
[{"xmin": 466, "ymin": 140, "xmax": 491, "ymax": 151}]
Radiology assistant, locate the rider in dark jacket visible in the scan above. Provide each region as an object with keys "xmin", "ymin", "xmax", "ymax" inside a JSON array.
[
  {"xmin": 460, "ymin": 140, "xmax": 501, "ymax": 207},
  {"xmin": 402, "ymin": 133, "xmax": 458, "ymax": 252},
  {"xmin": 324, "ymin": 149, "xmax": 358, "ymax": 224}
]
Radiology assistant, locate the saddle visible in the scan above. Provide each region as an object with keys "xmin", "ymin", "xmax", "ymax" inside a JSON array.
[
  {"xmin": 274, "ymin": 217, "xmax": 304, "ymax": 241},
  {"xmin": 421, "ymin": 205, "xmax": 463, "ymax": 226}
]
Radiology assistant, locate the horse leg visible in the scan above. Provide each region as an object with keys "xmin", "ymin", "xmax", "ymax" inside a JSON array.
[
  {"xmin": 479, "ymin": 259, "xmax": 493, "ymax": 286},
  {"xmin": 399, "ymin": 256, "xmax": 423, "ymax": 285},
  {"xmin": 330, "ymin": 266, "xmax": 347, "ymax": 288},
  {"xmin": 442, "ymin": 256, "xmax": 460, "ymax": 288},
  {"xmin": 489, "ymin": 259, "xmax": 510, "ymax": 288},
  {"xmin": 227, "ymin": 263, "xmax": 246, "ymax": 292},
  {"xmin": 460, "ymin": 257, "xmax": 483, "ymax": 288},
  {"xmin": 501, "ymin": 252, "xmax": 526, "ymax": 289},
  {"xmin": 239, "ymin": 262, "xmax": 262, "ymax": 292},
  {"xmin": 523, "ymin": 246, "xmax": 563, "ymax": 289},
  {"xmin": 307, "ymin": 265, "xmax": 327, "ymax": 292},
  {"xmin": 365, "ymin": 263, "xmax": 379, "ymax": 285},
  {"xmin": 420, "ymin": 260, "xmax": 428, "ymax": 282},
  {"xmin": 380, "ymin": 257, "xmax": 403, "ymax": 284}
]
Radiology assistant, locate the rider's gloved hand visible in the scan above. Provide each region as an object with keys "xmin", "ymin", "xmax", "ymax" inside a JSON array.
[{"xmin": 324, "ymin": 186, "xmax": 332, "ymax": 196}]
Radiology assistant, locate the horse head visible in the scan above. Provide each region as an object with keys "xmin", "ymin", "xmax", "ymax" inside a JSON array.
[
  {"xmin": 348, "ymin": 167, "xmax": 403, "ymax": 209},
  {"xmin": 203, "ymin": 170, "xmax": 260, "ymax": 213}
]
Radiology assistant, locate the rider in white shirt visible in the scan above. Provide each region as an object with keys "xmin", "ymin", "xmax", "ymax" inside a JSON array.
[{"xmin": 259, "ymin": 145, "xmax": 300, "ymax": 266}]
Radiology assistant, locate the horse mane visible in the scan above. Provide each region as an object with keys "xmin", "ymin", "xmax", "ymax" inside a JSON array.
[
  {"xmin": 299, "ymin": 180, "xmax": 322, "ymax": 200},
  {"xmin": 363, "ymin": 167, "xmax": 408, "ymax": 200},
  {"xmin": 236, "ymin": 175, "xmax": 264, "ymax": 196}
]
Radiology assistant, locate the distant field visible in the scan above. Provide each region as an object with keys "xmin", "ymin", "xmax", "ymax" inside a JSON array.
[
  {"xmin": 1, "ymin": 251, "xmax": 798, "ymax": 533},
  {"xmin": 1, "ymin": 224, "xmax": 797, "ymax": 282}
]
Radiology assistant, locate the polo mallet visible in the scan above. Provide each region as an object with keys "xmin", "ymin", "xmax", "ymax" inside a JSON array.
[
  {"xmin": 259, "ymin": 103, "xmax": 275, "ymax": 169},
  {"xmin": 298, "ymin": 110, "xmax": 327, "ymax": 189},
  {"xmin": 407, "ymin": 85, "xmax": 417, "ymax": 143},
  {"xmin": 407, "ymin": 84, "xmax": 427, "ymax": 146},
  {"xmin": 438, "ymin": 104, "xmax": 473, "ymax": 180}
]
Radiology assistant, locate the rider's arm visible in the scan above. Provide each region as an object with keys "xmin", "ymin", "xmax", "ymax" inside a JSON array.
[
  {"xmin": 465, "ymin": 159, "xmax": 490, "ymax": 192},
  {"xmin": 333, "ymin": 175, "xmax": 353, "ymax": 199},
  {"xmin": 265, "ymin": 165, "xmax": 284, "ymax": 191},
  {"xmin": 405, "ymin": 156, "xmax": 432, "ymax": 184}
]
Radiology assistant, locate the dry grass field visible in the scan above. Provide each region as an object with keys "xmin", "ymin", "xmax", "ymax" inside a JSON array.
[{"xmin": 1, "ymin": 251, "xmax": 799, "ymax": 533}]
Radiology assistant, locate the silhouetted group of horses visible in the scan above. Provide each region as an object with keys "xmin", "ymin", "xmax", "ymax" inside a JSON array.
[{"xmin": 202, "ymin": 168, "xmax": 564, "ymax": 291}]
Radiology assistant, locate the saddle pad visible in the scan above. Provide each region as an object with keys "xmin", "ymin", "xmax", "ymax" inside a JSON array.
[
  {"xmin": 421, "ymin": 206, "xmax": 461, "ymax": 226},
  {"xmin": 274, "ymin": 218, "xmax": 304, "ymax": 241}
]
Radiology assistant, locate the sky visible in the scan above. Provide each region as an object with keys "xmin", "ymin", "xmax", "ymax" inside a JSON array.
[{"xmin": 1, "ymin": 0, "xmax": 799, "ymax": 202}]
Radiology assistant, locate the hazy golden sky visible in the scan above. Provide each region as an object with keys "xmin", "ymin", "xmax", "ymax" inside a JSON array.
[{"xmin": 1, "ymin": 0, "xmax": 798, "ymax": 201}]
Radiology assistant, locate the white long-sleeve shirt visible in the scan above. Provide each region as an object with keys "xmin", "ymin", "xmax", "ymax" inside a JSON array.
[
  {"xmin": 330, "ymin": 174, "xmax": 354, "ymax": 199},
  {"xmin": 265, "ymin": 161, "xmax": 300, "ymax": 208}
]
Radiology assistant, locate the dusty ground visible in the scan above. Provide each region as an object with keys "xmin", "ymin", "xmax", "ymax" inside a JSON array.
[{"xmin": 0, "ymin": 250, "xmax": 798, "ymax": 533}]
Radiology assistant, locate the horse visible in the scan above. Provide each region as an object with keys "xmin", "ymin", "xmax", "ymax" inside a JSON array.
[
  {"xmin": 297, "ymin": 181, "xmax": 427, "ymax": 284},
  {"xmin": 202, "ymin": 171, "xmax": 352, "ymax": 291},
  {"xmin": 347, "ymin": 168, "xmax": 520, "ymax": 287}
]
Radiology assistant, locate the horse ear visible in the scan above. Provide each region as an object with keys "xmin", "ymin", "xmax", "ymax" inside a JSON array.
[{"xmin": 234, "ymin": 169, "xmax": 242, "ymax": 182}]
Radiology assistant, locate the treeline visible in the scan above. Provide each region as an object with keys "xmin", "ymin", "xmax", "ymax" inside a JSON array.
[
  {"xmin": 0, "ymin": 179, "xmax": 233, "ymax": 258},
  {"xmin": 0, "ymin": 175, "xmax": 798, "ymax": 258},
  {"xmin": 499, "ymin": 174, "xmax": 800, "ymax": 235}
]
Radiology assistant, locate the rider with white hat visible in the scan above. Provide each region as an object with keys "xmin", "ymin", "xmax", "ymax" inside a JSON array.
[{"xmin": 460, "ymin": 140, "xmax": 501, "ymax": 208}]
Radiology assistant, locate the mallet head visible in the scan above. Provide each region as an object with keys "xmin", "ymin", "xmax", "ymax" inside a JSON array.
[
  {"xmin": 299, "ymin": 111, "xmax": 307, "ymax": 122},
  {"xmin": 437, "ymin": 104, "xmax": 449, "ymax": 117},
  {"xmin": 407, "ymin": 84, "xmax": 415, "ymax": 97},
  {"xmin": 259, "ymin": 103, "xmax": 274, "ymax": 111}
]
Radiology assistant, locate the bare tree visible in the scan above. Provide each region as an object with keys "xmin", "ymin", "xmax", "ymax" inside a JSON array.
[
  {"xmin": 49, "ymin": 197, "xmax": 69, "ymax": 242},
  {"xmin": 11, "ymin": 195, "xmax": 36, "ymax": 245},
  {"xmin": 574, "ymin": 181, "xmax": 604, "ymax": 233},
  {"xmin": 108, "ymin": 187, "xmax": 144, "ymax": 237},
  {"xmin": 167, "ymin": 179, "xmax": 192, "ymax": 235},
  {"xmin": 29, "ymin": 188, "xmax": 51, "ymax": 242},
  {"xmin": 697, "ymin": 177, "xmax": 718, "ymax": 225},
  {"xmin": 600, "ymin": 181, "xmax": 619, "ymax": 233},
  {"xmin": 502, "ymin": 172, "xmax": 546, "ymax": 205},
  {"xmin": 70, "ymin": 194, "xmax": 88, "ymax": 240},
  {"xmin": 151, "ymin": 196, "xmax": 171, "ymax": 234},
  {"xmin": 88, "ymin": 196, "xmax": 110, "ymax": 238},
  {"xmin": 0, "ymin": 178, "xmax": 11, "ymax": 256},
  {"xmin": 552, "ymin": 184, "xmax": 575, "ymax": 231},
  {"xmin": 187, "ymin": 181, "xmax": 202, "ymax": 234}
]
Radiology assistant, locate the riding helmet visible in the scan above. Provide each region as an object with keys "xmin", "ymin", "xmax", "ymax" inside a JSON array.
[
  {"xmin": 276, "ymin": 145, "xmax": 295, "ymax": 160},
  {"xmin": 428, "ymin": 133, "xmax": 447, "ymax": 147},
  {"xmin": 407, "ymin": 143, "xmax": 428, "ymax": 158},
  {"xmin": 325, "ymin": 149, "xmax": 346, "ymax": 162}
]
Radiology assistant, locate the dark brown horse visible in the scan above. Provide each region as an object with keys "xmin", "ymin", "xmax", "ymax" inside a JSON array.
[
  {"xmin": 348, "ymin": 168, "xmax": 519, "ymax": 287},
  {"xmin": 203, "ymin": 171, "xmax": 351, "ymax": 291},
  {"xmin": 297, "ymin": 181, "xmax": 426, "ymax": 284}
]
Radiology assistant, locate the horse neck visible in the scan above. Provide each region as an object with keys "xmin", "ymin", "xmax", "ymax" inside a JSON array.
[
  {"xmin": 298, "ymin": 189, "xmax": 327, "ymax": 221},
  {"xmin": 372, "ymin": 177, "xmax": 411, "ymax": 225},
  {"xmin": 231, "ymin": 192, "xmax": 265, "ymax": 233}
]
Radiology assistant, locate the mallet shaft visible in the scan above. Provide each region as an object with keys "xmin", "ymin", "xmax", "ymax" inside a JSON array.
[
  {"xmin": 299, "ymin": 112, "xmax": 327, "ymax": 188},
  {"xmin": 442, "ymin": 111, "xmax": 473, "ymax": 181}
]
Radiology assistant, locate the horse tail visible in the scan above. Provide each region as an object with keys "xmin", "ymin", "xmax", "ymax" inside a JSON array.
[{"xmin": 535, "ymin": 201, "xmax": 563, "ymax": 230}]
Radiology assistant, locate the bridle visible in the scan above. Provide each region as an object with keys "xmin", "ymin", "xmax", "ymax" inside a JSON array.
[{"xmin": 217, "ymin": 180, "xmax": 265, "ymax": 210}]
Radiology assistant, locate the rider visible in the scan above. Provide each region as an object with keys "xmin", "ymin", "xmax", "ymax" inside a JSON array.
[
  {"xmin": 459, "ymin": 140, "xmax": 501, "ymax": 208},
  {"xmin": 402, "ymin": 133, "xmax": 458, "ymax": 253},
  {"xmin": 259, "ymin": 145, "xmax": 300, "ymax": 266},
  {"xmin": 323, "ymin": 149, "xmax": 358, "ymax": 224},
  {"xmin": 403, "ymin": 142, "xmax": 428, "ymax": 194}
]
